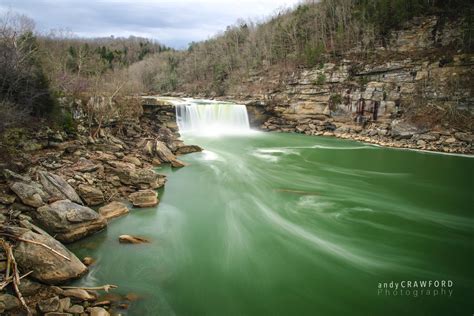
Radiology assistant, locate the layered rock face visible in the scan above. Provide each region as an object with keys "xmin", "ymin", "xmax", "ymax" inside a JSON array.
[
  {"xmin": 36, "ymin": 200, "xmax": 107, "ymax": 243},
  {"xmin": 212, "ymin": 16, "xmax": 472, "ymax": 153}
]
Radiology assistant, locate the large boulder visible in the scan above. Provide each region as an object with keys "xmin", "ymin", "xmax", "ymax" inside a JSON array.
[
  {"xmin": 77, "ymin": 184, "xmax": 105, "ymax": 206},
  {"xmin": 128, "ymin": 190, "xmax": 158, "ymax": 208},
  {"xmin": 35, "ymin": 200, "xmax": 107, "ymax": 243},
  {"xmin": 99, "ymin": 201, "xmax": 129, "ymax": 220},
  {"xmin": 108, "ymin": 161, "xmax": 166, "ymax": 190},
  {"xmin": 4, "ymin": 169, "xmax": 48, "ymax": 207},
  {"xmin": 390, "ymin": 120, "xmax": 428, "ymax": 139},
  {"xmin": 38, "ymin": 171, "xmax": 83, "ymax": 204},
  {"xmin": 154, "ymin": 141, "xmax": 177, "ymax": 163},
  {"xmin": 142, "ymin": 140, "xmax": 186, "ymax": 167},
  {"xmin": 175, "ymin": 144, "xmax": 203, "ymax": 155},
  {"xmin": 12, "ymin": 229, "xmax": 87, "ymax": 284}
]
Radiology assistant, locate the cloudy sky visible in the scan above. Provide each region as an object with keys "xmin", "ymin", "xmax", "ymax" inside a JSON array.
[{"xmin": 0, "ymin": 0, "xmax": 302, "ymax": 48}]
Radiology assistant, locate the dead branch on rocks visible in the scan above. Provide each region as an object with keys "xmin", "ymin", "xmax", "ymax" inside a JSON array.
[
  {"xmin": 0, "ymin": 239, "xmax": 32, "ymax": 315},
  {"xmin": 0, "ymin": 233, "xmax": 71, "ymax": 261},
  {"xmin": 60, "ymin": 284, "xmax": 118, "ymax": 292},
  {"xmin": 0, "ymin": 270, "xmax": 33, "ymax": 290}
]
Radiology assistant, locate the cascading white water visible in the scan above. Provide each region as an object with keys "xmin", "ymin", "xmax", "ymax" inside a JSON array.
[{"xmin": 172, "ymin": 98, "xmax": 251, "ymax": 135}]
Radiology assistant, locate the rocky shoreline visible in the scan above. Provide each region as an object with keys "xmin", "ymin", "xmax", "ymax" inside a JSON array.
[
  {"xmin": 0, "ymin": 104, "xmax": 201, "ymax": 315},
  {"xmin": 261, "ymin": 115, "xmax": 473, "ymax": 155}
]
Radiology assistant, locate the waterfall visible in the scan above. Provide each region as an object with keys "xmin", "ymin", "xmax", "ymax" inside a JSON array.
[{"xmin": 173, "ymin": 98, "xmax": 251, "ymax": 135}]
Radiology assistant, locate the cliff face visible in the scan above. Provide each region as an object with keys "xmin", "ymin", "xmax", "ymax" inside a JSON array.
[{"xmin": 213, "ymin": 16, "xmax": 473, "ymax": 153}]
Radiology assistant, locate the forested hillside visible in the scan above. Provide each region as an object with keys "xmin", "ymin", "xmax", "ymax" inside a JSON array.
[
  {"xmin": 130, "ymin": 0, "xmax": 473, "ymax": 95},
  {"xmin": 0, "ymin": 12, "xmax": 170, "ymax": 133},
  {"xmin": 1, "ymin": 0, "xmax": 472, "ymax": 138}
]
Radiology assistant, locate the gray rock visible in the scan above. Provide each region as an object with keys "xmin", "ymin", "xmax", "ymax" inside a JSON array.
[
  {"xmin": 38, "ymin": 171, "xmax": 83, "ymax": 204},
  {"xmin": 35, "ymin": 200, "xmax": 107, "ymax": 243},
  {"xmin": 18, "ymin": 277, "xmax": 43, "ymax": 296},
  {"xmin": 108, "ymin": 161, "xmax": 166, "ymax": 190},
  {"xmin": 390, "ymin": 120, "xmax": 425, "ymax": 139},
  {"xmin": 0, "ymin": 191, "xmax": 16, "ymax": 205},
  {"xmin": 418, "ymin": 133, "xmax": 439, "ymax": 141},
  {"xmin": 0, "ymin": 293, "xmax": 20, "ymax": 311},
  {"xmin": 38, "ymin": 296, "xmax": 60, "ymax": 313},
  {"xmin": 13, "ymin": 230, "xmax": 87, "ymax": 284},
  {"xmin": 4, "ymin": 169, "xmax": 48, "ymax": 207},
  {"xmin": 454, "ymin": 132, "xmax": 472, "ymax": 143},
  {"xmin": 77, "ymin": 184, "xmax": 105, "ymax": 206}
]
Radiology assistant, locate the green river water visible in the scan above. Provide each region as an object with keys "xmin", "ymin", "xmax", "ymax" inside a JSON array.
[{"xmin": 70, "ymin": 132, "xmax": 474, "ymax": 316}]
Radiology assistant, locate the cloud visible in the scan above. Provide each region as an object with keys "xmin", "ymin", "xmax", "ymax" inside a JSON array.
[{"xmin": 0, "ymin": 0, "xmax": 301, "ymax": 48}]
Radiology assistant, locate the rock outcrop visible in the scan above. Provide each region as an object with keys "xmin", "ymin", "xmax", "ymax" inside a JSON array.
[
  {"xmin": 38, "ymin": 171, "xmax": 83, "ymax": 204},
  {"xmin": 107, "ymin": 160, "xmax": 166, "ymax": 190},
  {"xmin": 77, "ymin": 184, "xmax": 105, "ymax": 206},
  {"xmin": 99, "ymin": 201, "xmax": 129, "ymax": 220},
  {"xmin": 4, "ymin": 170, "xmax": 48, "ymax": 208},
  {"xmin": 35, "ymin": 200, "xmax": 107, "ymax": 243},
  {"xmin": 12, "ymin": 229, "xmax": 87, "ymax": 284},
  {"xmin": 128, "ymin": 190, "xmax": 158, "ymax": 208},
  {"xmin": 204, "ymin": 16, "xmax": 473, "ymax": 154}
]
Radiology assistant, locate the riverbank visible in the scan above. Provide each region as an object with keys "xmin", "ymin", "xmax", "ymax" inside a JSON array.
[
  {"xmin": 0, "ymin": 104, "xmax": 201, "ymax": 315},
  {"xmin": 155, "ymin": 95, "xmax": 473, "ymax": 155},
  {"xmin": 260, "ymin": 116, "xmax": 473, "ymax": 155}
]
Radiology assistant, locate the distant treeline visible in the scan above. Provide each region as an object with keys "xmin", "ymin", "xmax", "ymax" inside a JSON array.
[{"xmin": 130, "ymin": 0, "xmax": 473, "ymax": 95}]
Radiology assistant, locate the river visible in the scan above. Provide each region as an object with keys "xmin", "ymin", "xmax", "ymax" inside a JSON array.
[{"xmin": 70, "ymin": 100, "xmax": 473, "ymax": 315}]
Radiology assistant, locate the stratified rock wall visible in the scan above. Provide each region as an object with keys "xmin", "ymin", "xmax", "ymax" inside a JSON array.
[{"xmin": 213, "ymin": 16, "xmax": 473, "ymax": 153}]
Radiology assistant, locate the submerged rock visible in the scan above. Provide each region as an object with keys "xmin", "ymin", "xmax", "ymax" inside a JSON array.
[
  {"xmin": 128, "ymin": 190, "xmax": 158, "ymax": 208},
  {"xmin": 99, "ymin": 201, "xmax": 129, "ymax": 220},
  {"xmin": 118, "ymin": 235, "xmax": 150, "ymax": 244},
  {"xmin": 82, "ymin": 256, "xmax": 96, "ymax": 266},
  {"xmin": 13, "ymin": 230, "xmax": 87, "ymax": 284},
  {"xmin": 35, "ymin": 199, "xmax": 107, "ymax": 243}
]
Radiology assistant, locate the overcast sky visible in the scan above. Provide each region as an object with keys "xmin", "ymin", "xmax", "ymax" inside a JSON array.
[{"xmin": 0, "ymin": 0, "xmax": 302, "ymax": 48}]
